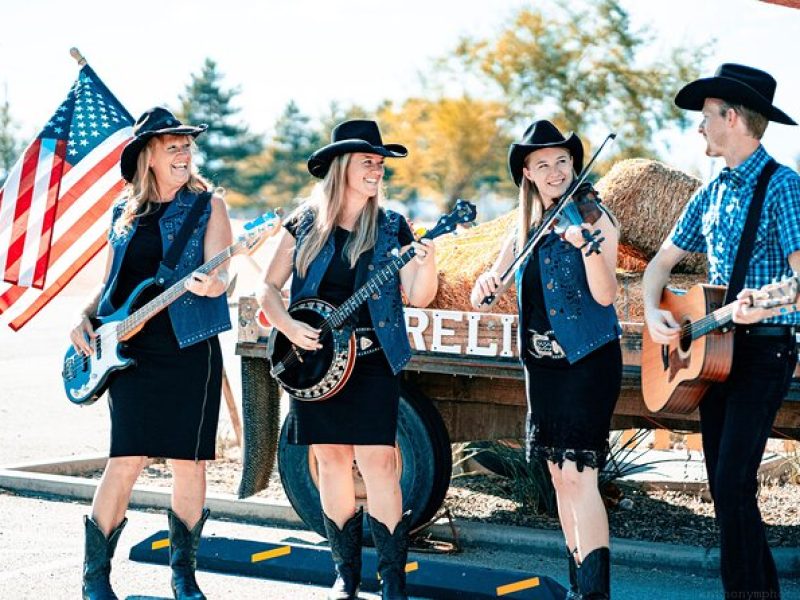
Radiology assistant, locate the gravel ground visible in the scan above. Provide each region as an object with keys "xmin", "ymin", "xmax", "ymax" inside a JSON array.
[{"xmin": 85, "ymin": 449, "xmax": 800, "ymax": 548}]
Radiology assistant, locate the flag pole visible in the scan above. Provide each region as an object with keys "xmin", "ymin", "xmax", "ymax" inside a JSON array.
[{"xmin": 69, "ymin": 47, "xmax": 87, "ymax": 67}]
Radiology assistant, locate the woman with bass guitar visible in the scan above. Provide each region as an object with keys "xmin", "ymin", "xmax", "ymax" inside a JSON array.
[
  {"xmin": 470, "ymin": 120, "xmax": 621, "ymax": 600},
  {"xmin": 258, "ymin": 119, "xmax": 438, "ymax": 600},
  {"xmin": 68, "ymin": 107, "xmax": 232, "ymax": 600}
]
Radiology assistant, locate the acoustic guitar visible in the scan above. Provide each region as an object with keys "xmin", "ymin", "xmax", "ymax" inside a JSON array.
[
  {"xmin": 62, "ymin": 211, "xmax": 281, "ymax": 406},
  {"xmin": 642, "ymin": 277, "xmax": 799, "ymax": 414}
]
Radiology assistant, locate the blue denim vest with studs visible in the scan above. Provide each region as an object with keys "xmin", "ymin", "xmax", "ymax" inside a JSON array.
[
  {"xmin": 289, "ymin": 208, "xmax": 412, "ymax": 374},
  {"xmin": 97, "ymin": 188, "xmax": 231, "ymax": 348},
  {"xmin": 515, "ymin": 232, "xmax": 621, "ymax": 363}
]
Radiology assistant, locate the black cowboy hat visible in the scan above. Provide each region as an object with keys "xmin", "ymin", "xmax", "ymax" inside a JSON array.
[
  {"xmin": 675, "ymin": 63, "xmax": 797, "ymax": 126},
  {"xmin": 508, "ymin": 120, "xmax": 584, "ymax": 187},
  {"xmin": 307, "ymin": 119, "xmax": 407, "ymax": 179},
  {"xmin": 120, "ymin": 107, "xmax": 208, "ymax": 182}
]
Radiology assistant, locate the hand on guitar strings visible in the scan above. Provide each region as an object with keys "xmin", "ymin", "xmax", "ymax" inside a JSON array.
[
  {"xmin": 69, "ymin": 314, "xmax": 97, "ymax": 356},
  {"xmin": 286, "ymin": 319, "xmax": 322, "ymax": 351},
  {"xmin": 185, "ymin": 268, "xmax": 228, "ymax": 297},
  {"xmin": 643, "ymin": 307, "xmax": 681, "ymax": 345}
]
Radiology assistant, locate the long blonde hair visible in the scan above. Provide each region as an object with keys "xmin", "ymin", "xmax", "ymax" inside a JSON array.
[
  {"xmin": 113, "ymin": 136, "xmax": 209, "ymax": 236},
  {"xmin": 294, "ymin": 153, "xmax": 381, "ymax": 277}
]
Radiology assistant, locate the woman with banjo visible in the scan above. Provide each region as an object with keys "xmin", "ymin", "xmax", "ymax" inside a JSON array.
[
  {"xmin": 257, "ymin": 119, "xmax": 437, "ymax": 600},
  {"xmin": 470, "ymin": 120, "xmax": 621, "ymax": 600}
]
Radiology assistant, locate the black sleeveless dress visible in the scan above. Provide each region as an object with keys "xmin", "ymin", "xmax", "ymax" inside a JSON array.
[
  {"xmin": 521, "ymin": 244, "xmax": 621, "ymax": 471},
  {"xmin": 107, "ymin": 202, "xmax": 223, "ymax": 460},
  {"xmin": 283, "ymin": 222, "xmax": 413, "ymax": 446}
]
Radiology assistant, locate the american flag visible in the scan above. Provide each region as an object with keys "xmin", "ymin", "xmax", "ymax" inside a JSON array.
[{"xmin": 0, "ymin": 65, "xmax": 133, "ymax": 330}]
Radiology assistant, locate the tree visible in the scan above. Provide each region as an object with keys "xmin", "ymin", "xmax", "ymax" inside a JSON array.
[
  {"xmin": 177, "ymin": 58, "xmax": 263, "ymax": 195},
  {"xmin": 446, "ymin": 0, "xmax": 712, "ymax": 161},
  {"xmin": 256, "ymin": 100, "xmax": 322, "ymax": 209},
  {"xmin": 380, "ymin": 96, "xmax": 512, "ymax": 210},
  {"xmin": 0, "ymin": 89, "xmax": 23, "ymax": 187}
]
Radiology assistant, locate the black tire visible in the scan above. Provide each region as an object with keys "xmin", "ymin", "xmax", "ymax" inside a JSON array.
[
  {"xmin": 400, "ymin": 382, "xmax": 452, "ymax": 525},
  {"xmin": 278, "ymin": 392, "xmax": 446, "ymax": 538},
  {"xmin": 238, "ymin": 357, "xmax": 282, "ymax": 499}
]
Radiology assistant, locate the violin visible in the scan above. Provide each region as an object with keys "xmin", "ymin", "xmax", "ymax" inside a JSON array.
[{"xmin": 549, "ymin": 182, "xmax": 605, "ymax": 256}]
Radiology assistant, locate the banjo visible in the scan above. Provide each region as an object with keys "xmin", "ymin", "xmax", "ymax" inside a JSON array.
[{"xmin": 268, "ymin": 200, "xmax": 477, "ymax": 401}]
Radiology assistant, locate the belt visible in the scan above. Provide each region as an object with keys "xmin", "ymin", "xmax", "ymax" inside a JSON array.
[
  {"xmin": 738, "ymin": 324, "xmax": 797, "ymax": 338},
  {"xmin": 355, "ymin": 327, "xmax": 382, "ymax": 357}
]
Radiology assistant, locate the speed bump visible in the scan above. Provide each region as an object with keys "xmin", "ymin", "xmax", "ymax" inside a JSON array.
[{"xmin": 130, "ymin": 530, "xmax": 566, "ymax": 599}]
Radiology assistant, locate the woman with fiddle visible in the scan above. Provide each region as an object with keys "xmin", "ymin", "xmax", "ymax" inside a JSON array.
[
  {"xmin": 471, "ymin": 120, "xmax": 621, "ymax": 600},
  {"xmin": 258, "ymin": 120, "xmax": 437, "ymax": 600}
]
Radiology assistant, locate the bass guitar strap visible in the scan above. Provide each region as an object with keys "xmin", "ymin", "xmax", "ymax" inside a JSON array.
[
  {"xmin": 723, "ymin": 159, "xmax": 778, "ymax": 305},
  {"xmin": 154, "ymin": 191, "xmax": 213, "ymax": 287}
]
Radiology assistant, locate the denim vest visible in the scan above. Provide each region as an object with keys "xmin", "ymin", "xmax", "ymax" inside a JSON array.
[
  {"xmin": 289, "ymin": 208, "xmax": 412, "ymax": 374},
  {"xmin": 515, "ymin": 232, "xmax": 621, "ymax": 363},
  {"xmin": 97, "ymin": 188, "xmax": 231, "ymax": 348}
]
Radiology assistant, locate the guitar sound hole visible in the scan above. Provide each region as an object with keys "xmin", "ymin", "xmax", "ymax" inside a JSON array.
[{"xmin": 679, "ymin": 333, "xmax": 691, "ymax": 353}]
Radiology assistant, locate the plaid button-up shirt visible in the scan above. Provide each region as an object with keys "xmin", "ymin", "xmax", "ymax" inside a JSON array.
[{"xmin": 670, "ymin": 145, "xmax": 800, "ymax": 325}]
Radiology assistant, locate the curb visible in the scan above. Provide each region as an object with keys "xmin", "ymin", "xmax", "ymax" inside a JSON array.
[{"xmin": 2, "ymin": 457, "xmax": 798, "ymax": 577}]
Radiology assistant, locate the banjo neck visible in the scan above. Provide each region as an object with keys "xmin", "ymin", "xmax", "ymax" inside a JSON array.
[{"xmin": 327, "ymin": 249, "xmax": 415, "ymax": 329}]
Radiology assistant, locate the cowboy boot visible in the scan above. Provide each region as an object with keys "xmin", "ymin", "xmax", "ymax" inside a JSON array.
[
  {"xmin": 168, "ymin": 508, "xmax": 209, "ymax": 600},
  {"xmin": 82, "ymin": 515, "xmax": 127, "ymax": 600},
  {"xmin": 566, "ymin": 546, "xmax": 581, "ymax": 600},
  {"xmin": 322, "ymin": 508, "xmax": 364, "ymax": 600},
  {"xmin": 577, "ymin": 547, "xmax": 610, "ymax": 600},
  {"xmin": 368, "ymin": 511, "xmax": 412, "ymax": 600}
]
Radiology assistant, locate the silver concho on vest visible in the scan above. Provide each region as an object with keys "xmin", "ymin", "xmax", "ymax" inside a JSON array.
[
  {"xmin": 267, "ymin": 298, "xmax": 357, "ymax": 401},
  {"xmin": 528, "ymin": 329, "xmax": 566, "ymax": 360}
]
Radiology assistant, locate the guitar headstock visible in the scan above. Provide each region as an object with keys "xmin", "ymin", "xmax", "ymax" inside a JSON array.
[
  {"xmin": 751, "ymin": 274, "xmax": 800, "ymax": 309},
  {"xmin": 239, "ymin": 211, "xmax": 282, "ymax": 254},
  {"xmin": 421, "ymin": 199, "xmax": 477, "ymax": 241}
]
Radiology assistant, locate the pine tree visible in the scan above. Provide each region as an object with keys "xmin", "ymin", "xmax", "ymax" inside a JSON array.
[
  {"xmin": 177, "ymin": 58, "xmax": 263, "ymax": 195},
  {"xmin": 0, "ymin": 88, "xmax": 23, "ymax": 187},
  {"xmin": 258, "ymin": 100, "xmax": 322, "ymax": 208}
]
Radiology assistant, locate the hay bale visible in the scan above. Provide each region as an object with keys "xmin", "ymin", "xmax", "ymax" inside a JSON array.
[
  {"xmin": 596, "ymin": 158, "xmax": 706, "ymax": 273},
  {"xmin": 431, "ymin": 212, "xmax": 519, "ymax": 313},
  {"xmin": 616, "ymin": 272, "xmax": 707, "ymax": 322},
  {"xmin": 431, "ymin": 212, "xmax": 661, "ymax": 314}
]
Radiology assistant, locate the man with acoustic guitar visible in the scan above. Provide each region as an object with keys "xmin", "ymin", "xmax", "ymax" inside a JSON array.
[{"xmin": 643, "ymin": 64, "xmax": 800, "ymax": 599}]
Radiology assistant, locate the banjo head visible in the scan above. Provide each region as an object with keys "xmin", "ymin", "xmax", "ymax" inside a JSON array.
[{"xmin": 268, "ymin": 298, "xmax": 355, "ymax": 400}]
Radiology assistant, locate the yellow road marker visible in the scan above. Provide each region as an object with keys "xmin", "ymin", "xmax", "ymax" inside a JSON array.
[
  {"xmin": 151, "ymin": 538, "xmax": 169, "ymax": 551},
  {"xmin": 251, "ymin": 545, "xmax": 292, "ymax": 563},
  {"xmin": 496, "ymin": 577, "xmax": 540, "ymax": 596},
  {"xmin": 378, "ymin": 561, "xmax": 419, "ymax": 580}
]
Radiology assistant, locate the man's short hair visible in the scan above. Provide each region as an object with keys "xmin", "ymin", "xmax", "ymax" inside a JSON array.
[{"xmin": 719, "ymin": 101, "xmax": 769, "ymax": 139}]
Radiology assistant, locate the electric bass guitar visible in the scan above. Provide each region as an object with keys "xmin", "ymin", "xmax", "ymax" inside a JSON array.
[
  {"xmin": 642, "ymin": 276, "xmax": 799, "ymax": 414},
  {"xmin": 268, "ymin": 200, "xmax": 477, "ymax": 401},
  {"xmin": 62, "ymin": 211, "xmax": 281, "ymax": 406}
]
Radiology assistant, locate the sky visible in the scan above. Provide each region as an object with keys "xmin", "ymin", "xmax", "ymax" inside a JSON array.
[{"xmin": 1, "ymin": 0, "xmax": 799, "ymax": 179}]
